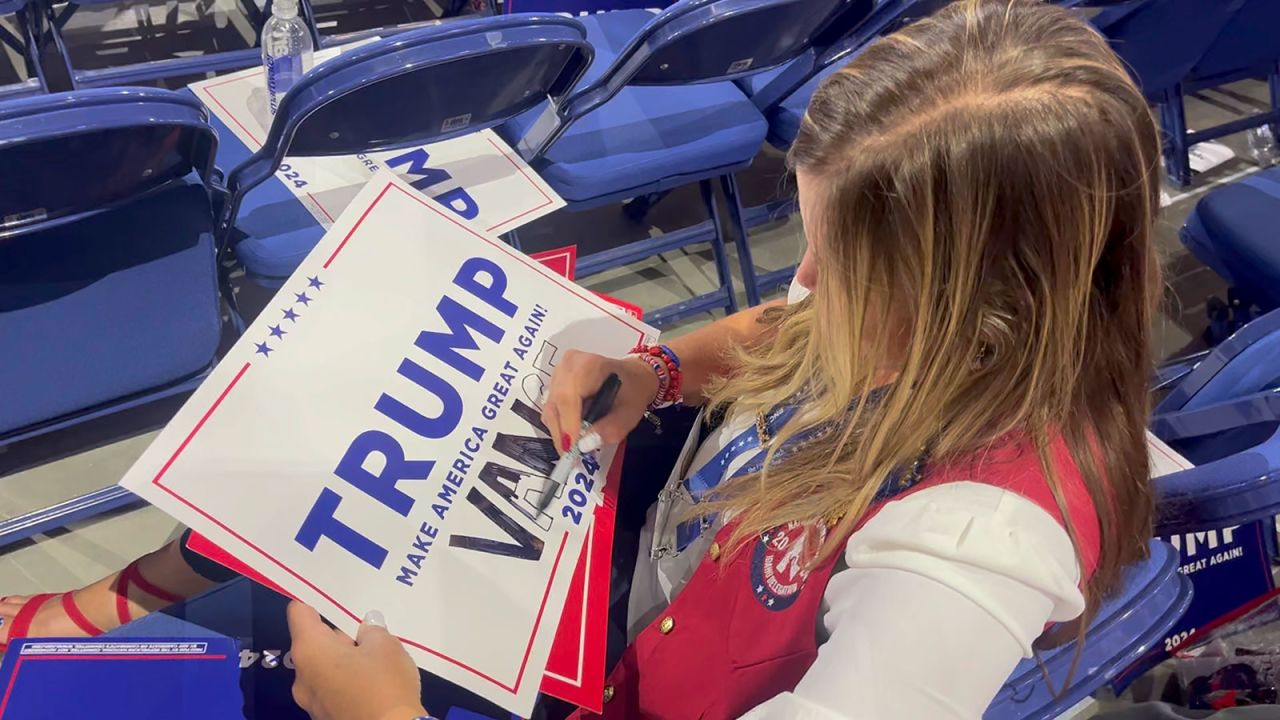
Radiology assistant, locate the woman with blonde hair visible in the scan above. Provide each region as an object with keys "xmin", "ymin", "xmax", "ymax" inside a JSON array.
[
  {"xmin": 5, "ymin": 1, "xmax": 1162, "ymax": 718},
  {"xmin": 286, "ymin": 1, "xmax": 1163, "ymax": 717}
]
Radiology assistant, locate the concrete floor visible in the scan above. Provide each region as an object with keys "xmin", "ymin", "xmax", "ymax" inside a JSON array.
[{"xmin": 0, "ymin": 0, "xmax": 1275, "ymax": 664}]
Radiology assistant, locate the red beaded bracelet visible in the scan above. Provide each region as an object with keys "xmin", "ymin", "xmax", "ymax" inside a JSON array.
[{"xmin": 631, "ymin": 344, "xmax": 683, "ymax": 409}]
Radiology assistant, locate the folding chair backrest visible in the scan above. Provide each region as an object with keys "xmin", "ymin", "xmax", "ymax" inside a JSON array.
[
  {"xmin": 222, "ymin": 14, "xmax": 593, "ymax": 228},
  {"xmin": 609, "ymin": 0, "xmax": 849, "ymax": 87},
  {"xmin": 1091, "ymin": 0, "xmax": 1241, "ymax": 98},
  {"xmin": 1149, "ymin": 310, "xmax": 1280, "ymax": 533},
  {"xmin": 984, "ymin": 540, "xmax": 1191, "ymax": 720},
  {"xmin": 519, "ymin": 0, "xmax": 859, "ymax": 161},
  {"xmin": 1154, "ymin": 308, "xmax": 1280, "ymax": 458},
  {"xmin": 748, "ymin": 0, "xmax": 949, "ymax": 116},
  {"xmin": 1157, "ymin": 308, "xmax": 1280, "ymax": 420},
  {"xmin": 1189, "ymin": 0, "xmax": 1280, "ymax": 81},
  {"xmin": 0, "ymin": 88, "xmax": 217, "ymax": 239},
  {"xmin": 806, "ymin": 0, "xmax": 877, "ymax": 53}
]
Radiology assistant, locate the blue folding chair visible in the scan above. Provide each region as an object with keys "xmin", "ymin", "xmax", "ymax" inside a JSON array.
[
  {"xmin": 727, "ymin": 0, "xmax": 949, "ymax": 296},
  {"xmin": 984, "ymin": 540, "xmax": 1191, "ymax": 720},
  {"xmin": 1167, "ymin": 0, "xmax": 1280, "ymax": 189},
  {"xmin": 1181, "ymin": 171, "xmax": 1280, "ymax": 314},
  {"xmin": 1088, "ymin": 0, "xmax": 1242, "ymax": 187},
  {"xmin": 986, "ymin": 313, "xmax": 1280, "ymax": 717},
  {"xmin": 217, "ymin": 14, "xmax": 594, "ymax": 283},
  {"xmin": 500, "ymin": 0, "xmax": 874, "ymax": 326},
  {"xmin": 0, "ymin": 87, "xmax": 225, "ymax": 543},
  {"xmin": 295, "ymin": 0, "xmax": 495, "ymax": 50},
  {"xmin": 38, "ymin": 0, "xmax": 272, "ymax": 88},
  {"xmin": 989, "ymin": 307, "xmax": 1280, "ymax": 718},
  {"xmin": 1149, "ymin": 308, "xmax": 1280, "ymax": 533},
  {"xmin": 0, "ymin": 0, "xmax": 47, "ymax": 99}
]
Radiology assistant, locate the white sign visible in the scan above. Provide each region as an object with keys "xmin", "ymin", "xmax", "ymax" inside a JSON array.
[
  {"xmin": 1148, "ymin": 431, "xmax": 1194, "ymax": 477},
  {"xmin": 190, "ymin": 46, "xmax": 564, "ymax": 236},
  {"xmin": 119, "ymin": 172, "xmax": 653, "ymax": 714}
]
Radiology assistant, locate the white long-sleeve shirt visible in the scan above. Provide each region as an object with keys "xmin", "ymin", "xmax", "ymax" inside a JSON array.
[{"xmin": 626, "ymin": 283, "xmax": 1085, "ymax": 720}]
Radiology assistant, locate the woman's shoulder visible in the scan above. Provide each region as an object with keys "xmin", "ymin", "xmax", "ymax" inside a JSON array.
[{"xmin": 911, "ymin": 433, "xmax": 1102, "ymax": 578}]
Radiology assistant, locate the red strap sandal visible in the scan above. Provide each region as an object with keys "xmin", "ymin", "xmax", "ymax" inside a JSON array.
[
  {"xmin": 114, "ymin": 559, "xmax": 182, "ymax": 626},
  {"xmin": 0, "ymin": 559, "xmax": 183, "ymax": 654}
]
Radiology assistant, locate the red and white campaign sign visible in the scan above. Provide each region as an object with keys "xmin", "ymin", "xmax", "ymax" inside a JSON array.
[
  {"xmin": 528, "ymin": 245, "xmax": 627, "ymax": 712},
  {"xmin": 540, "ymin": 459, "xmax": 617, "ymax": 713},
  {"xmin": 120, "ymin": 172, "xmax": 653, "ymax": 715},
  {"xmin": 530, "ymin": 245, "xmax": 645, "ymax": 322},
  {"xmin": 189, "ymin": 46, "xmax": 564, "ymax": 236}
]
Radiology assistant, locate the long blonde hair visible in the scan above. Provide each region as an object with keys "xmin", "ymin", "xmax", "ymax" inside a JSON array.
[{"xmin": 703, "ymin": 0, "xmax": 1161, "ymax": 610}]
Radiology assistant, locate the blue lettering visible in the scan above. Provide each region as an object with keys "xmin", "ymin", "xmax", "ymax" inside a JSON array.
[
  {"xmin": 396, "ymin": 566, "xmax": 418, "ymax": 586},
  {"xmin": 438, "ymin": 482, "xmax": 460, "ymax": 504},
  {"xmin": 375, "ymin": 358, "xmax": 463, "ymax": 439},
  {"xmin": 415, "ymin": 296, "xmax": 504, "ymax": 383},
  {"xmin": 295, "ymin": 488, "xmax": 389, "ymax": 569},
  {"xmin": 386, "ymin": 148, "xmax": 453, "ymax": 192},
  {"xmin": 454, "ymin": 258, "xmax": 517, "ymax": 318},
  {"xmin": 334, "ymin": 430, "xmax": 435, "ymax": 517},
  {"xmin": 434, "ymin": 187, "xmax": 479, "ymax": 220}
]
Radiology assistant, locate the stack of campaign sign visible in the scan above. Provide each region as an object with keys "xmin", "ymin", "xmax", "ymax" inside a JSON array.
[
  {"xmin": 0, "ymin": 639, "xmax": 244, "ymax": 719},
  {"xmin": 118, "ymin": 171, "xmax": 655, "ymax": 716}
]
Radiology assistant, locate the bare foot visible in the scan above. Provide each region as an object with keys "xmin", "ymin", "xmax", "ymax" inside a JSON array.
[{"xmin": 0, "ymin": 539, "xmax": 218, "ymax": 645}]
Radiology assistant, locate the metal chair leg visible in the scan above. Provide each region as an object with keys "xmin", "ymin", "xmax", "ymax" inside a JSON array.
[
  {"xmin": 14, "ymin": 6, "xmax": 48, "ymax": 92},
  {"xmin": 0, "ymin": 486, "xmax": 142, "ymax": 549},
  {"xmin": 699, "ymin": 178, "xmax": 740, "ymax": 315},
  {"xmin": 0, "ymin": 22, "xmax": 24, "ymax": 56},
  {"xmin": 1164, "ymin": 87, "xmax": 1192, "ymax": 188},
  {"xmin": 719, "ymin": 174, "xmax": 762, "ymax": 307},
  {"xmin": 296, "ymin": 0, "xmax": 323, "ymax": 48},
  {"xmin": 42, "ymin": 0, "xmax": 80, "ymax": 90}
]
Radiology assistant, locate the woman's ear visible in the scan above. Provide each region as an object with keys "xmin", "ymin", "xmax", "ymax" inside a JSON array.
[
  {"xmin": 795, "ymin": 249, "xmax": 819, "ymax": 291},
  {"xmin": 795, "ymin": 169, "xmax": 824, "ymax": 293}
]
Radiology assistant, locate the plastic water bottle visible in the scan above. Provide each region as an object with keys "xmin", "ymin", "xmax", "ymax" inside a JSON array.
[
  {"xmin": 1247, "ymin": 126, "xmax": 1278, "ymax": 167},
  {"xmin": 262, "ymin": 0, "xmax": 314, "ymax": 117}
]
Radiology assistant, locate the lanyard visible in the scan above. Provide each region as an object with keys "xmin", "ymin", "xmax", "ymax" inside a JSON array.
[
  {"xmin": 651, "ymin": 388, "xmax": 924, "ymax": 558},
  {"xmin": 669, "ymin": 404, "xmax": 806, "ymax": 551}
]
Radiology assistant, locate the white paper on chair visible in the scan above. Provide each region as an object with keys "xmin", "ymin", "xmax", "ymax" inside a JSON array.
[
  {"xmin": 118, "ymin": 171, "xmax": 654, "ymax": 715},
  {"xmin": 189, "ymin": 44, "xmax": 564, "ymax": 236},
  {"xmin": 1148, "ymin": 431, "xmax": 1194, "ymax": 476}
]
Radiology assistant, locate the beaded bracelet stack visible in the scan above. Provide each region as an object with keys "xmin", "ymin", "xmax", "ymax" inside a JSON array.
[{"xmin": 631, "ymin": 344, "xmax": 683, "ymax": 409}]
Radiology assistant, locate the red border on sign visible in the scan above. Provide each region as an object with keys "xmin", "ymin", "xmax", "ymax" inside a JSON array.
[
  {"xmin": 197, "ymin": 77, "xmax": 554, "ymax": 232},
  {"xmin": 0, "ymin": 654, "xmax": 227, "ymax": 717},
  {"xmin": 149, "ymin": 180, "xmax": 646, "ymax": 696},
  {"xmin": 529, "ymin": 245, "xmax": 577, "ymax": 281}
]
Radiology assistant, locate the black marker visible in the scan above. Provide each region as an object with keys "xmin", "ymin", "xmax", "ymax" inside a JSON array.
[{"xmin": 536, "ymin": 373, "xmax": 621, "ymax": 513}]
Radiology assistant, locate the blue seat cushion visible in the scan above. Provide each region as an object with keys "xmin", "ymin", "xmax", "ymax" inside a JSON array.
[
  {"xmin": 502, "ymin": 9, "xmax": 768, "ymax": 204},
  {"xmin": 1182, "ymin": 169, "xmax": 1280, "ymax": 311},
  {"xmin": 0, "ymin": 179, "xmax": 222, "ymax": 435}
]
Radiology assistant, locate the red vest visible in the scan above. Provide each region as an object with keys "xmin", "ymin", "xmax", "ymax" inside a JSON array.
[{"xmin": 571, "ymin": 435, "xmax": 1101, "ymax": 720}]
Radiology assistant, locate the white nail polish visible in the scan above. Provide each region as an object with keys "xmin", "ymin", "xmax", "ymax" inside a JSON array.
[
  {"xmin": 362, "ymin": 610, "xmax": 386, "ymax": 628},
  {"xmin": 577, "ymin": 431, "xmax": 603, "ymax": 454}
]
